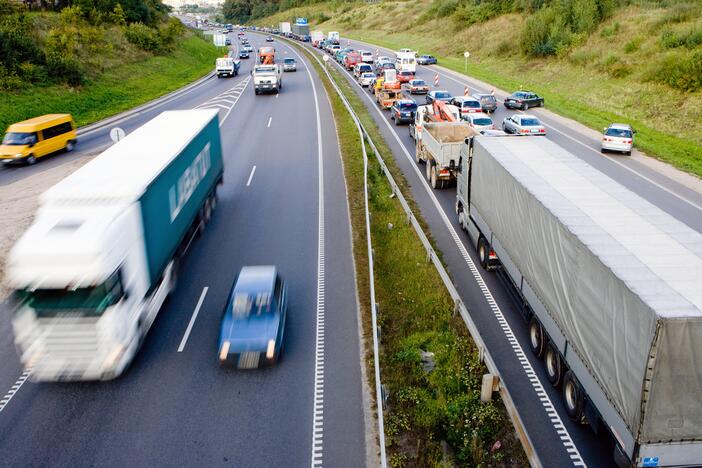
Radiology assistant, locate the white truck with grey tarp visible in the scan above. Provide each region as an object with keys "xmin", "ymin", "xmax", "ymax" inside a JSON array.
[
  {"xmin": 8, "ymin": 110, "xmax": 224, "ymax": 381},
  {"xmin": 415, "ymin": 120, "xmax": 474, "ymax": 189},
  {"xmin": 455, "ymin": 135, "xmax": 702, "ymax": 467}
]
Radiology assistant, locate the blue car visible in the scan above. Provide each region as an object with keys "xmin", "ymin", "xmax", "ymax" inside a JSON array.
[
  {"xmin": 218, "ymin": 266, "xmax": 287, "ymax": 369},
  {"xmin": 417, "ymin": 55, "xmax": 437, "ymax": 65},
  {"xmin": 426, "ymin": 90, "xmax": 453, "ymax": 105}
]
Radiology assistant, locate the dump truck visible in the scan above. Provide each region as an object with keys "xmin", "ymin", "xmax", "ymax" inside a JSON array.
[
  {"xmin": 8, "ymin": 110, "xmax": 224, "ymax": 381},
  {"xmin": 455, "ymin": 135, "xmax": 702, "ymax": 468},
  {"xmin": 374, "ymin": 86, "xmax": 402, "ymax": 110},
  {"xmin": 415, "ymin": 120, "xmax": 474, "ymax": 189}
]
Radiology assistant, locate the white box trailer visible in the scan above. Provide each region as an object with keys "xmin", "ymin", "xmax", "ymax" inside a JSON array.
[
  {"xmin": 279, "ymin": 22, "xmax": 291, "ymax": 34},
  {"xmin": 455, "ymin": 135, "xmax": 702, "ymax": 467},
  {"xmin": 415, "ymin": 120, "xmax": 474, "ymax": 189}
]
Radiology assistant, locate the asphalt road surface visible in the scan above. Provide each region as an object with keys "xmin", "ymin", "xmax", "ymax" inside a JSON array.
[
  {"xmin": 0, "ymin": 34, "xmax": 368, "ymax": 467},
  {"xmin": 302, "ymin": 36, "xmax": 702, "ymax": 468}
]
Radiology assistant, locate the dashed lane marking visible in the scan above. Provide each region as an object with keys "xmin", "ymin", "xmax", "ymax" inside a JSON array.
[
  {"xmin": 0, "ymin": 368, "xmax": 32, "ymax": 414},
  {"xmin": 246, "ymin": 165, "xmax": 256, "ymax": 187},
  {"xmin": 177, "ymin": 287, "xmax": 209, "ymax": 353}
]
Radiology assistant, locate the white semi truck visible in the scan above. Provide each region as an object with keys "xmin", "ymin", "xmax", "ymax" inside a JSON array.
[
  {"xmin": 455, "ymin": 135, "xmax": 702, "ymax": 467},
  {"xmin": 279, "ymin": 22, "xmax": 291, "ymax": 35},
  {"xmin": 8, "ymin": 110, "xmax": 224, "ymax": 381}
]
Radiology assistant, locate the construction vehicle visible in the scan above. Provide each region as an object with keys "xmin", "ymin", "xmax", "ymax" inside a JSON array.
[
  {"xmin": 258, "ymin": 47, "xmax": 275, "ymax": 64},
  {"xmin": 375, "ymin": 86, "xmax": 403, "ymax": 110},
  {"xmin": 455, "ymin": 135, "xmax": 702, "ymax": 467},
  {"xmin": 414, "ymin": 99, "xmax": 474, "ymax": 188},
  {"xmin": 409, "ymin": 100, "xmax": 460, "ymax": 140}
]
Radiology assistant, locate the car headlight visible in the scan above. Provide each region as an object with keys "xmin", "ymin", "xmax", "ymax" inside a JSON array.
[
  {"xmin": 14, "ymin": 153, "xmax": 24, "ymax": 158},
  {"xmin": 219, "ymin": 340, "xmax": 230, "ymax": 361},
  {"xmin": 266, "ymin": 339, "xmax": 276, "ymax": 359}
]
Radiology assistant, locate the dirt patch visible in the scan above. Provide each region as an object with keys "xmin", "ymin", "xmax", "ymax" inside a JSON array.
[{"xmin": 0, "ymin": 155, "xmax": 97, "ymax": 300}]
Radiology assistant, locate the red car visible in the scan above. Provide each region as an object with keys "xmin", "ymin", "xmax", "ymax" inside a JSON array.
[
  {"xmin": 408, "ymin": 78, "xmax": 429, "ymax": 94},
  {"xmin": 343, "ymin": 52, "xmax": 362, "ymax": 70},
  {"xmin": 397, "ymin": 70, "xmax": 415, "ymax": 83}
]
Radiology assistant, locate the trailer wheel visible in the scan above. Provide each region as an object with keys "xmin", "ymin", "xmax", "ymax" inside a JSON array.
[
  {"xmin": 545, "ymin": 342, "xmax": 563, "ymax": 387},
  {"xmin": 478, "ymin": 236, "xmax": 489, "ymax": 270},
  {"xmin": 204, "ymin": 198, "xmax": 212, "ymax": 223},
  {"xmin": 528, "ymin": 316, "xmax": 545, "ymax": 358},
  {"xmin": 563, "ymin": 370, "xmax": 585, "ymax": 423}
]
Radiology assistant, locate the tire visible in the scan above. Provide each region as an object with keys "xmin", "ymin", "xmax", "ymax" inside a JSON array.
[
  {"xmin": 528, "ymin": 316, "xmax": 545, "ymax": 358},
  {"xmin": 430, "ymin": 166, "xmax": 439, "ymax": 189},
  {"xmin": 523, "ymin": 103, "xmax": 528, "ymax": 111},
  {"xmin": 425, "ymin": 159, "xmax": 433, "ymax": 182},
  {"xmin": 563, "ymin": 370, "xmax": 585, "ymax": 423},
  {"xmin": 394, "ymin": 114, "xmax": 400, "ymax": 126},
  {"xmin": 168, "ymin": 257, "xmax": 179, "ymax": 292},
  {"xmin": 625, "ymin": 151, "xmax": 631, "ymax": 156},
  {"xmin": 477, "ymin": 236, "xmax": 489, "ymax": 270},
  {"xmin": 545, "ymin": 342, "xmax": 563, "ymax": 387},
  {"xmin": 25, "ymin": 155, "xmax": 36, "ymax": 165},
  {"xmin": 66, "ymin": 140, "xmax": 75, "ymax": 152},
  {"xmin": 204, "ymin": 198, "xmax": 213, "ymax": 223},
  {"xmin": 540, "ymin": 101, "xmax": 544, "ymax": 107},
  {"xmin": 254, "ymin": 89, "xmax": 259, "ymax": 95}
]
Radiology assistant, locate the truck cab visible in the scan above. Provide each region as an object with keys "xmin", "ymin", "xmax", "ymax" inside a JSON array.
[
  {"xmin": 216, "ymin": 57, "xmax": 239, "ymax": 78},
  {"xmin": 253, "ymin": 64, "xmax": 282, "ymax": 94}
]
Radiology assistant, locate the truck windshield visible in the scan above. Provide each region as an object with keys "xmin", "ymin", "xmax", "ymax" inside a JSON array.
[{"xmin": 19, "ymin": 272, "xmax": 124, "ymax": 317}]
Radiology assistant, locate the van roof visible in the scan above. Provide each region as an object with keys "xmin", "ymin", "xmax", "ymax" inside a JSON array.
[{"xmin": 8, "ymin": 114, "xmax": 72, "ymax": 132}]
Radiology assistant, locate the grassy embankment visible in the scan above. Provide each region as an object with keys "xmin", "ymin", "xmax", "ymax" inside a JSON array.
[
  {"xmin": 1, "ymin": 9, "xmax": 223, "ymax": 133},
  {"xmin": 258, "ymin": 1, "xmax": 702, "ymax": 178},
  {"xmin": 293, "ymin": 41, "xmax": 527, "ymax": 466}
]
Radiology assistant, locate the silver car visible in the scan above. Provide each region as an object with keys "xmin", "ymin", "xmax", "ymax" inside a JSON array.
[
  {"xmin": 601, "ymin": 123, "xmax": 634, "ymax": 155},
  {"xmin": 466, "ymin": 113, "xmax": 495, "ymax": 133},
  {"xmin": 359, "ymin": 72, "xmax": 376, "ymax": 87},
  {"xmin": 283, "ymin": 58, "xmax": 296, "ymax": 72},
  {"xmin": 502, "ymin": 114, "xmax": 546, "ymax": 135}
]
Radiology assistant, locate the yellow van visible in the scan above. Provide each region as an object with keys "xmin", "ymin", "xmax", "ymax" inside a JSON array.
[{"xmin": 0, "ymin": 114, "xmax": 77, "ymax": 165}]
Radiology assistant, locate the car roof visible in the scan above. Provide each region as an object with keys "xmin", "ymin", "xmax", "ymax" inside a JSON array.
[
  {"xmin": 517, "ymin": 113, "xmax": 539, "ymax": 120},
  {"xmin": 8, "ymin": 114, "xmax": 72, "ymax": 132},
  {"xmin": 234, "ymin": 266, "xmax": 277, "ymax": 294},
  {"xmin": 396, "ymin": 99, "xmax": 416, "ymax": 105},
  {"xmin": 453, "ymin": 96, "xmax": 480, "ymax": 102}
]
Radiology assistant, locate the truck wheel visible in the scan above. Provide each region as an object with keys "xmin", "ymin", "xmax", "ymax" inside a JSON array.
[
  {"xmin": 204, "ymin": 198, "xmax": 212, "ymax": 223},
  {"xmin": 478, "ymin": 236, "xmax": 489, "ymax": 270},
  {"xmin": 545, "ymin": 342, "xmax": 563, "ymax": 387},
  {"xmin": 255, "ymin": 89, "xmax": 259, "ymax": 95},
  {"xmin": 425, "ymin": 160, "xmax": 432, "ymax": 182},
  {"xmin": 430, "ymin": 166, "xmax": 441, "ymax": 189},
  {"xmin": 168, "ymin": 258, "xmax": 179, "ymax": 292},
  {"xmin": 563, "ymin": 370, "xmax": 585, "ymax": 423},
  {"xmin": 528, "ymin": 316, "xmax": 545, "ymax": 358}
]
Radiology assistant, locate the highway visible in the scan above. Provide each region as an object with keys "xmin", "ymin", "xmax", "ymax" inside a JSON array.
[
  {"xmin": 0, "ymin": 34, "xmax": 368, "ymax": 466},
  {"xmin": 300, "ymin": 36, "xmax": 702, "ymax": 467}
]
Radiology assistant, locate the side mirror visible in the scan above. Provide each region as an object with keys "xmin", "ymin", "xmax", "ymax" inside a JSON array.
[{"xmin": 603, "ymin": 127, "xmax": 607, "ymax": 133}]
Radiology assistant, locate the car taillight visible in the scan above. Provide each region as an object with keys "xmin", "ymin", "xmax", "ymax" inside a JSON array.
[
  {"xmin": 461, "ymin": 109, "xmax": 469, "ymax": 113},
  {"xmin": 521, "ymin": 130, "xmax": 530, "ymax": 134},
  {"xmin": 625, "ymin": 139, "xmax": 632, "ymax": 144},
  {"xmin": 539, "ymin": 129, "xmax": 545, "ymax": 133},
  {"xmin": 517, "ymin": 100, "xmax": 522, "ymax": 103}
]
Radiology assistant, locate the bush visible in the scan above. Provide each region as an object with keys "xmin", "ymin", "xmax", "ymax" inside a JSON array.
[
  {"xmin": 158, "ymin": 16, "xmax": 185, "ymax": 51},
  {"xmin": 0, "ymin": 14, "xmax": 46, "ymax": 72},
  {"xmin": 125, "ymin": 22, "xmax": 161, "ymax": 52},
  {"xmin": 600, "ymin": 53, "xmax": 631, "ymax": 78},
  {"xmin": 46, "ymin": 55, "xmax": 85, "ymax": 86},
  {"xmin": 624, "ymin": 36, "xmax": 642, "ymax": 53},
  {"xmin": 660, "ymin": 27, "xmax": 702, "ymax": 49},
  {"xmin": 0, "ymin": 65, "xmax": 23, "ymax": 90},
  {"xmin": 647, "ymin": 50, "xmax": 702, "ymax": 92}
]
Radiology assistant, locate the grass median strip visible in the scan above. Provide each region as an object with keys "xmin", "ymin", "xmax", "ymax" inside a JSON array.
[{"xmin": 298, "ymin": 44, "xmax": 527, "ymax": 466}]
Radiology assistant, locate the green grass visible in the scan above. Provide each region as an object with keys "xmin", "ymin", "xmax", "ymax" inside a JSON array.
[
  {"xmin": 294, "ymin": 40, "xmax": 527, "ymax": 467},
  {"xmin": 255, "ymin": 1, "xmax": 702, "ymax": 179},
  {"xmin": 0, "ymin": 34, "xmax": 222, "ymax": 133}
]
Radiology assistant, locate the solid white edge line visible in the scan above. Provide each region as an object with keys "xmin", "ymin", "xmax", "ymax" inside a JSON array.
[
  {"xmin": 246, "ymin": 165, "xmax": 257, "ymax": 187},
  {"xmin": 355, "ymin": 38, "xmax": 702, "ymax": 214},
  {"xmin": 177, "ymin": 287, "xmax": 209, "ymax": 353},
  {"xmin": 324, "ymin": 42, "xmax": 586, "ymax": 466},
  {"xmin": 286, "ymin": 43, "xmax": 327, "ymax": 468}
]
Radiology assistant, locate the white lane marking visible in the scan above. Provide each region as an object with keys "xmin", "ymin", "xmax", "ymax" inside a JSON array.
[
  {"xmin": 267, "ymin": 117, "xmax": 272, "ymax": 128},
  {"xmin": 0, "ymin": 368, "xmax": 32, "ymax": 414},
  {"xmin": 360, "ymin": 39, "xmax": 702, "ymax": 214},
  {"xmin": 220, "ymin": 76, "xmax": 251, "ymax": 127},
  {"xmin": 246, "ymin": 165, "xmax": 257, "ymax": 186},
  {"xmin": 324, "ymin": 44, "xmax": 586, "ymax": 467},
  {"xmin": 286, "ymin": 44, "xmax": 327, "ymax": 468},
  {"xmin": 177, "ymin": 287, "xmax": 209, "ymax": 352}
]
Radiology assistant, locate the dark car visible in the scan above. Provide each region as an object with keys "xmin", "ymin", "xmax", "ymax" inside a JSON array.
[
  {"xmin": 472, "ymin": 93, "xmax": 498, "ymax": 113},
  {"xmin": 218, "ymin": 266, "xmax": 287, "ymax": 369},
  {"xmin": 504, "ymin": 91, "xmax": 544, "ymax": 110},
  {"xmin": 375, "ymin": 62, "xmax": 395, "ymax": 76},
  {"xmin": 266, "ymin": 36, "xmax": 274, "ymax": 42},
  {"xmin": 426, "ymin": 90, "xmax": 452, "ymax": 104},
  {"xmin": 417, "ymin": 55, "xmax": 437, "ymax": 65},
  {"xmin": 225, "ymin": 38, "xmax": 231, "ymax": 46},
  {"xmin": 239, "ymin": 50, "xmax": 250, "ymax": 59},
  {"xmin": 390, "ymin": 99, "xmax": 417, "ymax": 125}
]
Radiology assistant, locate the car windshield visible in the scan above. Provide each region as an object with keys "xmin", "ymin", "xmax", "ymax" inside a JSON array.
[
  {"xmin": 363, "ymin": 73, "xmax": 375, "ymax": 78},
  {"xmin": 412, "ymin": 80, "xmax": 426, "ymax": 86},
  {"xmin": 232, "ymin": 291, "xmax": 272, "ymax": 317},
  {"xmin": 2, "ymin": 132, "xmax": 36, "ymax": 145},
  {"xmin": 400, "ymin": 71, "xmax": 413, "ymax": 76},
  {"xmin": 606, "ymin": 128, "xmax": 632, "ymax": 138},
  {"xmin": 284, "ymin": 59, "xmax": 295, "ymax": 64},
  {"xmin": 473, "ymin": 118, "xmax": 493, "ymax": 126},
  {"xmin": 399, "ymin": 102, "xmax": 417, "ymax": 111},
  {"xmin": 521, "ymin": 118, "xmax": 541, "ymax": 126},
  {"xmin": 435, "ymin": 92, "xmax": 451, "ymax": 99}
]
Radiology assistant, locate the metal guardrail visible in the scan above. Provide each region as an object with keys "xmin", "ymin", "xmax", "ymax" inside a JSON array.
[{"xmin": 288, "ymin": 37, "xmax": 541, "ymax": 467}]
